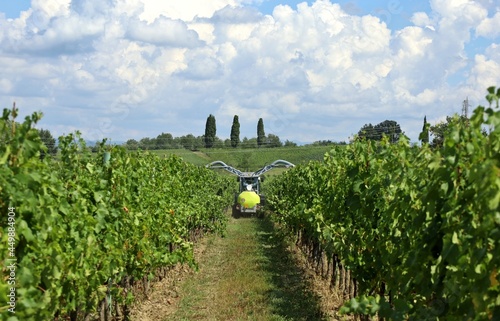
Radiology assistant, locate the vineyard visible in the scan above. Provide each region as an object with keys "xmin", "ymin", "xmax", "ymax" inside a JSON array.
[
  {"xmin": 202, "ymin": 145, "xmax": 336, "ymax": 172},
  {"xmin": 267, "ymin": 87, "xmax": 500, "ymax": 320},
  {"xmin": 0, "ymin": 108, "xmax": 233, "ymax": 320},
  {"xmin": 1, "ymin": 87, "xmax": 500, "ymax": 321}
]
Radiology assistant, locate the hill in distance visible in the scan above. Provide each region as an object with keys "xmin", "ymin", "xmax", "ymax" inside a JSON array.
[{"xmin": 151, "ymin": 145, "xmax": 336, "ymax": 172}]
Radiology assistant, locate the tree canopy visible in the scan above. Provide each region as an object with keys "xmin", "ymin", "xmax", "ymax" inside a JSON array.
[
  {"xmin": 429, "ymin": 114, "xmax": 468, "ymax": 148},
  {"xmin": 230, "ymin": 115, "xmax": 240, "ymax": 148},
  {"xmin": 266, "ymin": 133, "xmax": 283, "ymax": 148},
  {"xmin": 357, "ymin": 120, "xmax": 402, "ymax": 143},
  {"xmin": 204, "ymin": 114, "xmax": 216, "ymax": 148},
  {"xmin": 419, "ymin": 116, "xmax": 430, "ymax": 144},
  {"xmin": 38, "ymin": 128, "xmax": 57, "ymax": 155},
  {"xmin": 257, "ymin": 118, "xmax": 265, "ymax": 147}
]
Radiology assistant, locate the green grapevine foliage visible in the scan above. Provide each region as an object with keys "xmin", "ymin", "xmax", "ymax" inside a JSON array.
[
  {"xmin": 268, "ymin": 87, "xmax": 500, "ymax": 320},
  {"xmin": 0, "ymin": 109, "xmax": 233, "ymax": 320}
]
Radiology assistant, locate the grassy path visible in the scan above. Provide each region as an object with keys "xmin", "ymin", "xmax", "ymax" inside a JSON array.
[{"xmin": 167, "ymin": 215, "xmax": 328, "ymax": 321}]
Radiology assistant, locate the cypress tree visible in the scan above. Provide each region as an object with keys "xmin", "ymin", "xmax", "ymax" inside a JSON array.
[
  {"xmin": 204, "ymin": 114, "xmax": 216, "ymax": 148},
  {"xmin": 419, "ymin": 116, "xmax": 430, "ymax": 144},
  {"xmin": 257, "ymin": 118, "xmax": 265, "ymax": 147},
  {"xmin": 230, "ymin": 115, "xmax": 240, "ymax": 148}
]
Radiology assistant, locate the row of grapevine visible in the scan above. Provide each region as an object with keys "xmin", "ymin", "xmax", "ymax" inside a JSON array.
[
  {"xmin": 0, "ymin": 108, "xmax": 233, "ymax": 321},
  {"xmin": 267, "ymin": 87, "xmax": 500, "ymax": 320}
]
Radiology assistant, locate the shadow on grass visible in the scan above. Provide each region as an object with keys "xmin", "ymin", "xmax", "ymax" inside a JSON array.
[
  {"xmin": 231, "ymin": 204, "xmax": 265, "ymax": 219},
  {"xmin": 254, "ymin": 215, "xmax": 328, "ymax": 321}
]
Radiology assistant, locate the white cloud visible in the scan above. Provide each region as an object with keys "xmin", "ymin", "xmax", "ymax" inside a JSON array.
[
  {"xmin": 126, "ymin": 17, "xmax": 203, "ymax": 47},
  {"xmin": 0, "ymin": 0, "xmax": 498, "ymax": 143},
  {"xmin": 476, "ymin": 11, "xmax": 500, "ymax": 38},
  {"xmin": 467, "ymin": 44, "xmax": 500, "ymax": 93},
  {"xmin": 394, "ymin": 26, "xmax": 433, "ymax": 59},
  {"xmin": 411, "ymin": 11, "xmax": 433, "ymax": 27},
  {"xmin": 139, "ymin": 0, "xmax": 238, "ymax": 22},
  {"xmin": 30, "ymin": 0, "xmax": 71, "ymax": 29},
  {"xmin": 0, "ymin": 78, "xmax": 13, "ymax": 94},
  {"xmin": 176, "ymin": 48, "xmax": 223, "ymax": 80},
  {"xmin": 430, "ymin": 0, "xmax": 487, "ymax": 22}
]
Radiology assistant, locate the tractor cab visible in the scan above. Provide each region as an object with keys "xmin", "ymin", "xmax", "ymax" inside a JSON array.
[{"xmin": 239, "ymin": 174, "xmax": 261, "ymax": 194}]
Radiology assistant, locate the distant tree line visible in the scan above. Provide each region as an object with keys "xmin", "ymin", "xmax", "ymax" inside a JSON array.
[
  {"xmin": 308, "ymin": 140, "xmax": 347, "ymax": 146},
  {"xmin": 423, "ymin": 113, "xmax": 487, "ymax": 148},
  {"xmin": 123, "ymin": 115, "xmax": 288, "ymax": 151},
  {"xmin": 25, "ymin": 111, "xmax": 476, "ymax": 155},
  {"xmin": 123, "ymin": 134, "xmax": 288, "ymax": 151},
  {"xmin": 356, "ymin": 112, "xmax": 481, "ymax": 148}
]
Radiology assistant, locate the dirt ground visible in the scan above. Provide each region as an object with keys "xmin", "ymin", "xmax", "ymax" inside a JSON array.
[
  {"xmin": 129, "ymin": 217, "xmax": 351, "ymax": 321},
  {"xmin": 128, "ymin": 237, "xmax": 209, "ymax": 321}
]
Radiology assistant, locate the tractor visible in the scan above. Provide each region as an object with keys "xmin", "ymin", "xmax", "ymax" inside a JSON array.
[{"xmin": 206, "ymin": 159, "xmax": 295, "ymax": 217}]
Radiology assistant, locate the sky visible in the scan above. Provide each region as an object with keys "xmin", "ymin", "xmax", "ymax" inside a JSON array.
[{"xmin": 0, "ymin": 0, "xmax": 499, "ymax": 145}]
